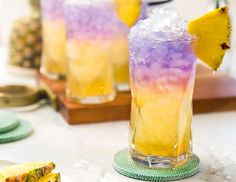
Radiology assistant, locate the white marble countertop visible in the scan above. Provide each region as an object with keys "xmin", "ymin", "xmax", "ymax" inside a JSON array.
[{"xmin": 1, "ymin": 49, "xmax": 236, "ymax": 182}]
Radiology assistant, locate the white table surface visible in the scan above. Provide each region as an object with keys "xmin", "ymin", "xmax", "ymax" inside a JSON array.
[{"xmin": 1, "ymin": 48, "xmax": 236, "ymax": 182}]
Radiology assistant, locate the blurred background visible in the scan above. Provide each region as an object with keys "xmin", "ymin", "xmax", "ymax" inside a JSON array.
[{"xmin": 0, "ymin": 0, "xmax": 235, "ymax": 76}]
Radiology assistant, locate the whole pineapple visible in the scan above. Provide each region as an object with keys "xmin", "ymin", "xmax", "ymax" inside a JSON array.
[{"xmin": 9, "ymin": 0, "xmax": 42, "ymax": 69}]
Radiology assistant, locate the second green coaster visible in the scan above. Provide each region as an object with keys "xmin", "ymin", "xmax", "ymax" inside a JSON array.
[
  {"xmin": 113, "ymin": 149, "xmax": 200, "ymax": 182},
  {"xmin": 0, "ymin": 120, "xmax": 33, "ymax": 143},
  {"xmin": 0, "ymin": 111, "xmax": 19, "ymax": 133}
]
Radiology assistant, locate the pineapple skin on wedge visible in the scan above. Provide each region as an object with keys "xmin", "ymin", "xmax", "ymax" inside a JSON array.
[
  {"xmin": 37, "ymin": 173, "xmax": 61, "ymax": 182},
  {"xmin": 0, "ymin": 162, "xmax": 55, "ymax": 182},
  {"xmin": 188, "ymin": 7, "xmax": 231, "ymax": 70}
]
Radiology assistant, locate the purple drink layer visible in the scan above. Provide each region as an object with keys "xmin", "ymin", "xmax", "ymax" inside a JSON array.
[
  {"xmin": 130, "ymin": 41, "xmax": 196, "ymax": 93},
  {"xmin": 64, "ymin": 1, "xmax": 127, "ymax": 41}
]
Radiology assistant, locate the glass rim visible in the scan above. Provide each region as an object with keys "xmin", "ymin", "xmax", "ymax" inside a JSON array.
[
  {"xmin": 156, "ymin": 38, "xmax": 197, "ymax": 44},
  {"xmin": 64, "ymin": 0, "xmax": 114, "ymax": 6},
  {"xmin": 148, "ymin": 0, "xmax": 174, "ymax": 6},
  {"xmin": 129, "ymin": 36, "xmax": 198, "ymax": 44}
]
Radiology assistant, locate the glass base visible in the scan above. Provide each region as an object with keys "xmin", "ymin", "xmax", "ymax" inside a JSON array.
[
  {"xmin": 66, "ymin": 91, "xmax": 116, "ymax": 104},
  {"xmin": 40, "ymin": 67, "xmax": 65, "ymax": 80},
  {"xmin": 130, "ymin": 149, "xmax": 191, "ymax": 168},
  {"xmin": 113, "ymin": 149, "xmax": 200, "ymax": 182},
  {"xmin": 116, "ymin": 83, "xmax": 130, "ymax": 91}
]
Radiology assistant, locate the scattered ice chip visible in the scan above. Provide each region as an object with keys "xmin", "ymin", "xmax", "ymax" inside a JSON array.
[
  {"xmin": 74, "ymin": 159, "xmax": 90, "ymax": 169},
  {"xmin": 61, "ymin": 175, "xmax": 73, "ymax": 182},
  {"xmin": 224, "ymin": 175, "xmax": 232, "ymax": 180},
  {"xmin": 88, "ymin": 164, "xmax": 105, "ymax": 174},
  {"xmin": 210, "ymin": 161, "xmax": 224, "ymax": 171},
  {"xmin": 99, "ymin": 173, "xmax": 123, "ymax": 182},
  {"xmin": 199, "ymin": 174, "xmax": 208, "ymax": 181}
]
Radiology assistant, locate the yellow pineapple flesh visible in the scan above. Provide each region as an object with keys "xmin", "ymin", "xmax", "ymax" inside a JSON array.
[
  {"xmin": 0, "ymin": 162, "xmax": 55, "ymax": 182},
  {"xmin": 188, "ymin": 7, "xmax": 231, "ymax": 70},
  {"xmin": 37, "ymin": 173, "xmax": 61, "ymax": 182},
  {"xmin": 114, "ymin": 0, "xmax": 141, "ymax": 27}
]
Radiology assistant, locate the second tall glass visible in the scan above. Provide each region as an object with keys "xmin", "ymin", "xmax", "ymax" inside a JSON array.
[
  {"xmin": 64, "ymin": 0, "xmax": 119, "ymax": 104},
  {"xmin": 40, "ymin": 0, "xmax": 66, "ymax": 80}
]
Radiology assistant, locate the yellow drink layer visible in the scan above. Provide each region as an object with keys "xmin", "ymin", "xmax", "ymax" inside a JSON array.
[
  {"xmin": 67, "ymin": 40, "xmax": 114, "ymax": 99},
  {"xmin": 41, "ymin": 21, "xmax": 66, "ymax": 76},
  {"xmin": 112, "ymin": 36, "xmax": 129, "ymax": 84},
  {"xmin": 130, "ymin": 82, "xmax": 194, "ymax": 157}
]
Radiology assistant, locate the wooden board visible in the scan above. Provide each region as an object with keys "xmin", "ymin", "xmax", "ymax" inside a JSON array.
[{"xmin": 37, "ymin": 65, "xmax": 236, "ymax": 124}]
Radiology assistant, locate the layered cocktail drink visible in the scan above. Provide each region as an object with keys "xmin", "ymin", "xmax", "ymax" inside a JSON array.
[
  {"xmin": 64, "ymin": 0, "xmax": 121, "ymax": 104},
  {"xmin": 111, "ymin": 27, "xmax": 130, "ymax": 90},
  {"xmin": 40, "ymin": 0, "xmax": 66, "ymax": 79},
  {"xmin": 112, "ymin": 0, "xmax": 142, "ymax": 90},
  {"xmin": 129, "ymin": 9, "xmax": 197, "ymax": 167}
]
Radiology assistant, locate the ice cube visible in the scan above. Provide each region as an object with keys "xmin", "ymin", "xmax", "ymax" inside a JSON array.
[
  {"xmin": 169, "ymin": 52, "xmax": 183, "ymax": 60},
  {"xmin": 149, "ymin": 62, "xmax": 162, "ymax": 74},
  {"xmin": 168, "ymin": 75, "xmax": 178, "ymax": 83},
  {"xmin": 157, "ymin": 77, "xmax": 168, "ymax": 85},
  {"xmin": 173, "ymin": 59, "xmax": 191, "ymax": 68},
  {"xmin": 164, "ymin": 84, "xmax": 180, "ymax": 92}
]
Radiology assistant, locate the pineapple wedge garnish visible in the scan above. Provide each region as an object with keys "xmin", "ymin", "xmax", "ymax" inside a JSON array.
[
  {"xmin": 114, "ymin": 0, "xmax": 141, "ymax": 27},
  {"xmin": 37, "ymin": 173, "xmax": 61, "ymax": 182},
  {"xmin": 188, "ymin": 7, "xmax": 231, "ymax": 70},
  {"xmin": 0, "ymin": 162, "xmax": 55, "ymax": 182}
]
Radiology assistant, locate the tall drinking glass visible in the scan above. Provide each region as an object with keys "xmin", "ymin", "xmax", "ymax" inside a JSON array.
[
  {"xmin": 111, "ymin": 27, "xmax": 130, "ymax": 91},
  {"xmin": 64, "ymin": 0, "xmax": 119, "ymax": 104},
  {"xmin": 128, "ymin": 9, "xmax": 197, "ymax": 167},
  {"xmin": 112, "ymin": 0, "xmax": 142, "ymax": 91},
  {"xmin": 40, "ymin": 0, "xmax": 66, "ymax": 79}
]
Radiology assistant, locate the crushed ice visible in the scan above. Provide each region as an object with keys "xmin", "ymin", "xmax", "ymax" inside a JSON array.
[{"xmin": 129, "ymin": 8, "xmax": 193, "ymax": 42}]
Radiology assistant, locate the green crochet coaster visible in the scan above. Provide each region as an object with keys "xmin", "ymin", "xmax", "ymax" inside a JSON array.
[
  {"xmin": 0, "ymin": 111, "xmax": 19, "ymax": 133},
  {"xmin": 0, "ymin": 120, "xmax": 33, "ymax": 143},
  {"xmin": 113, "ymin": 149, "xmax": 200, "ymax": 182}
]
